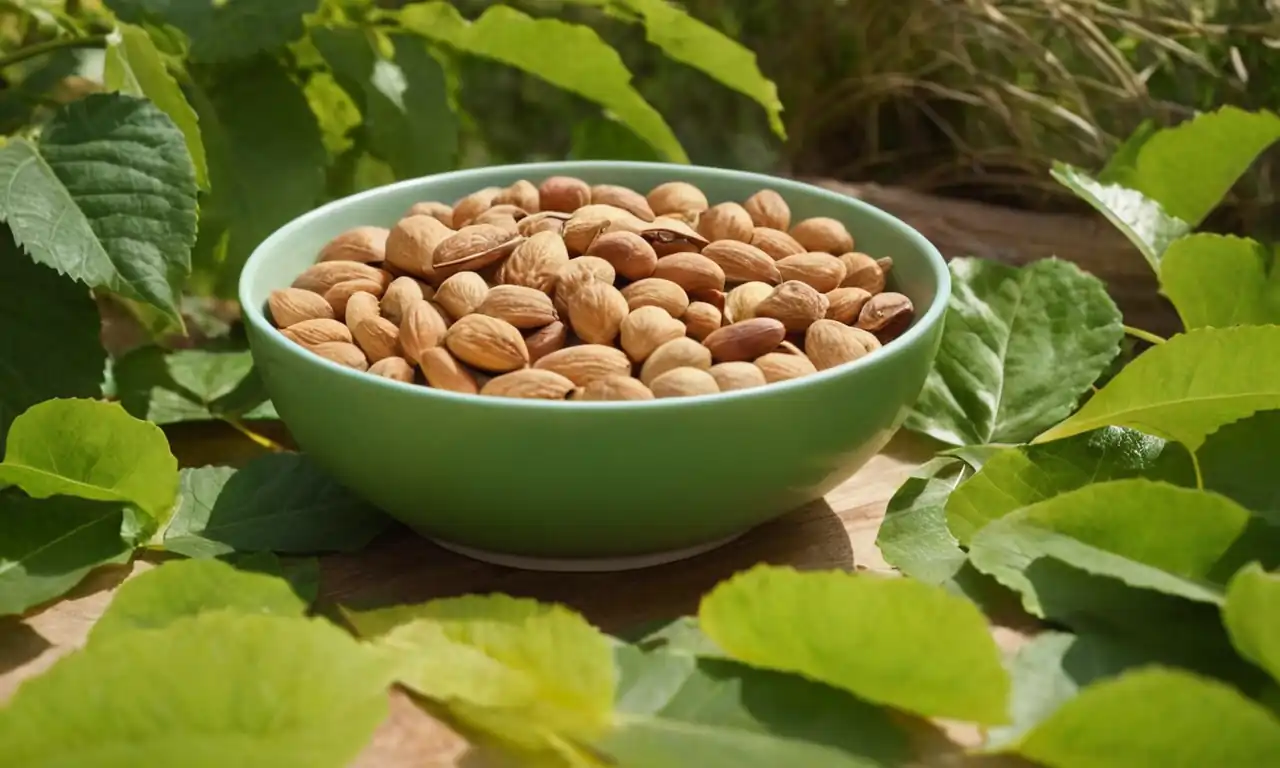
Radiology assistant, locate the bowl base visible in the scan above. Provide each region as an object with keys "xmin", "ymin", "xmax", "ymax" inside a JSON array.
[{"xmin": 430, "ymin": 533, "xmax": 743, "ymax": 573}]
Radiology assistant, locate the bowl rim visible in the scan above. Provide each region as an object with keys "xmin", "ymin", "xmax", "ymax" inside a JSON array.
[{"xmin": 240, "ymin": 160, "xmax": 951, "ymax": 410}]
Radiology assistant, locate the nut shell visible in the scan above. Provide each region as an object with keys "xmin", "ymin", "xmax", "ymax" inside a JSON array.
[
  {"xmin": 805, "ymin": 320, "xmax": 882, "ymax": 370},
  {"xmin": 269, "ymin": 288, "xmax": 334, "ymax": 327},
  {"xmin": 445, "ymin": 314, "xmax": 529, "ymax": 373},
  {"xmin": 620, "ymin": 306, "xmax": 687, "ymax": 363},
  {"xmin": 754, "ymin": 281, "xmax": 828, "ymax": 332},
  {"xmin": 702, "ymin": 318, "xmax": 786, "ymax": 362},
  {"xmin": 855, "ymin": 292, "xmax": 915, "ymax": 340},
  {"xmin": 534, "ymin": 344, "xmax": 632, "ymax": 386},
  {"xmin": 481, "ymin": 369, "xmax": 575, "ymax": 400},
  {"xmin": 649, "ymin": 367, "xmax": 720, "ymax": 398},
  {"xmin": 639, "ymin": 337, "xmax": 712, "ymax": 385},
  {"xmin": 790, "ymin": 217, "xmax": 854, "ymax": 254},
  {"xmin": 319, "ymin": 226, "xmax": 389, "ymax": 264},
  {"xmin": 575, "ymin": 375, "xmax": 655, "ymax": 401},
  {"xmin": 743, "ymin": 189, "xmax": 790, "ymax": 230}
]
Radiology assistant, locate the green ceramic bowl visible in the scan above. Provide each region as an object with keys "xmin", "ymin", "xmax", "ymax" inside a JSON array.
[{"xmin": 240, "ymin": 162, "xmax": 949, "ymax": 569}]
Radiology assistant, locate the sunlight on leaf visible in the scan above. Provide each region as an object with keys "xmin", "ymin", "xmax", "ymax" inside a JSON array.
[
  {"xmin": 875, "ymin": 457, "xmax": 969, "ymax": 583},
  {"xmin": 1158, "ymin": 234, "xmax": 1280, "ymax": 329},
  {"xmin": 1224, "ymin": 564, "xmax": 1280, "ymax": 685}
]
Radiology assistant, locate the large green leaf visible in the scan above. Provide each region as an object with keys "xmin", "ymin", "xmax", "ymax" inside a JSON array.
[
  {"xmin": 1185, "ymin": 410, "xmax": 1280, "ymax": 525},
  {"xmin": 0, "ymin": 612, "xmax": 393, "ymax": 767},
  {"xmin": 1158, "ymin": 234, "xmax": 1280, "ymax": 329},
  {"xmin": 0, "ymin": 496, "xmax": 133, "ymax": 616},
  {"xmin": 1008, "ymin": 668, "xmax": 1280, "ymax": 768},
  {"xmin": 162, "ymin": 454, "xmax": 390, "ymax": 557},
  {"xmin": 602, "ymin": 645, "xmax": 904, "ymax": 767},
  {"xmin": 313, "ymin": 28, "xmax": 458, "ymax": 179},
  {"xmin": 697, "ymin": 565, "xmax": 1009, "ymax": 724},
  {"xmin": 398, "ymin": 2, "xmax": 687, "ymax": 162},
  {"xmin": 0, "ymin": 94, "xmax": 198, "ymax": 323},
  {"xmin": 968, "ymin": 480, "xmax": 1254, "ymax": 615},
  {"xmin": 906, "ymin": 258, "xmax": 1123, "ymax": 446},
  {"xmin": 1034, "ymin": 326, "xmax": 1280, "ymax": 451},
  {"xmin": 874, "ymin": 457, "xmax": 969, "ymax": 583},
  {"xmin": 946, "ymin": 427, "xmax": 1192, "ymax": 544},
  {"xmin": 0, "ymin": 399, "xmax": 179, "ymax": 528},
  {"xmin": 1225, "ymin": 564, "xmax": 1280, "ymax": 685},
  {"xmin": 106, "ymin": 0, "xmax": 319, "ymax": 64},
  {"xmin": 111, "ymin": 345, "xmax": 276, "ymax": 425},
  {"xmin": 103, "ymin": 23, "xmax": 209, "ymax": 188},
  {"xmin": 0, "ymin": 230, "xmax": 105, "ymax": 443},
  {"xmin": 345, "ymin": 594, "xmax": 616, "ymax": 752},
  {"xmin": 1097, "ymin": 106, "xmax": 1280, "ymax": 227},
  {"xmin": 88, "ymin": 558, "xmax": 305, "ymax": 644},
  {"xmin": 568, "ymin": 116, "xmax": 663, "ymax": 162},
  {"xmin": 1051, "ymin": 163, "xmax": 1191, "ymax": 271}
]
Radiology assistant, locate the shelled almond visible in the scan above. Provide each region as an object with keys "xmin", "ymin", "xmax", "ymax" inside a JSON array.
[{"xmin": 270, "ymin": 177, "xmax": 915, "ymax": 400}]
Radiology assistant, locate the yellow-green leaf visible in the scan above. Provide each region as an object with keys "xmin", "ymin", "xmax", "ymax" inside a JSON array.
[
  {"xmin": 1158, "ymin": 234, "xmax": 1280, "ymax": 329},
  {"xmin": 1224, "ymin": 564, "xmax": 1280, "ymax": 685}
]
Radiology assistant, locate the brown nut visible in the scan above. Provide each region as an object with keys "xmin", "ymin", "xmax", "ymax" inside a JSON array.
[
  {"xmin": 419, "ymin": 347, "xmax": 479, "ymax": 394},
  {"xmin": 702, "ymin": 317, "xmax": 787, "ymax": 362},
  {"xmin": 621, "ymin": 278, "xmax": 690, "ymax": 318},
  {"xmin": 534, "ymin": 344, "xmax": 632, "ymax": 387},
  {"xmin": 591, "ymin": 184, "xmax": 655, "ymax": 221},
  {"xmin": 575, "ymin": 375, "xmax": 655, "ymax": 402},
  {"xmin": 754, "ymin": 281, "xmax": 828, "ymax": 332},
  {"xmin": 639, "ymin": 337, "xmax": 712, "ymax": 385},
  {"xmin": 385, "ymin": 215, "xmax": 453, "ymax": 281},
  {"xmin": 539, "ymin": 176, "xmax": 592, "ymax": 212},
  {"xmin": 825, "ymin": 287, "xmax": 873, "ymax": 325},
  {"xmin": 687, "ymin": 288, "xmax": 725, "ymax": 314},
  {"xmin": 481, "ymin": 369, "xmax": 575, "ymax": 400},
  {"xmin": 325, "ymin": 278, "xmax": 385, "ymax": 317},
  {"xmin": 282, "ymin": 318, "xmax": 352, "ymax": 347},
  {"xmin": 407, "ymin": 201, "xmax": 454, "ymax": 228},
  {"xmin": 682, "ymin": 301, "xmax": 722, "ymax": 341},
  {"xmin": 838, "ymin": 252, "xmax": 886, "ymax": 294},
  {"xmin": 723, "ymin": 281, "xmax": 774, "ymax": 324},
  {"xmin": 319, "ymin": 226, "xmax": 389, "ymax": 264},
  {"xmin": 701, "ymin": 240, "xmax": 780, "ymax": 285},
  {"xmin": 698, "ymin": 202, "xmax": 754, "ymax": 242},
  {"xmin": 476, "ymin": 285, "xmax": 558, "ymax": 329},
  {"xmin": 504, "ymin": 231, "xmax": 570, "ymax": 293},
  {"xmin": 381, "ymin": 276, "xmax": 425, "ymax": 325},
  {"xmin": 400, "ymin": 300, "xmax": 450, "ymax": 365},
  {"xmin": 554, "ymin": 256, "xmax": 617, "ymax": 318},
  {"xmin": 310, "ymin": 341, "xmax": 368, "ymax": 371},
  {"xmin": 653, "ymin": 253, "xmax": 726, "ymax": 293},
  {"xmin": 776, "ymin": 252, "xmax": 847, "ymax": 293},
  {"xmin": 524, "ymin": 321, "xmax": 567, "ymax": 364},
  {"xmin": 432, "ymin": 224, "xmax": 520, "ymax": 272},
  {"xmin": 620, "ymin": 305, "xmax": 687, "ymax": 363},
  {"xmin": 642, "ymin": 217, "xmax": 710, "ymax": 256},
  {"xmin": 805, "ymin": 320, "xmax": 882, "ymax": 371},
  {"xmin": 445, "ymin": 314, "xmax": 530, "ymax": 373},
  {"xmin": 434, "ymin": 272, "xmax": 490, "ymax": 319},
  {"xmin": 791, "ymin": 217, "xmax": 854, "ymax": 254},
  {"xmin": 856, "ymin": 292, "xmax": 914, "ymax": 340},
  {"xmin": 563, "ymin": 205, "xmax": 646, "ymax": 254},
  {"xmin": 344, "ymin": 291, "xmax": 382, "ymax": 330},
  {"xmin": 754, "ymin": 352, "xmax": 817, "ymax": 383},
  {"xmin": 517, "ymin": 211, "xmax": 570, "ymax": 238},
  {"xmin": 494, "ymin": 179, "xmax": 540, "ymax": 213},
  {"xmin": 566, "ymin": 280, "xmax": 629, "ymax": 345},
  {"xmin": 709, "ymin": 361, "xmax": 767, "ymax": 392},
  {"xmin": 743, "ymin": 189, "xmax": 790, "ymax": 230},
  {"xmin": 452, "ymin": 186, "xmax": 500, "ymax": 226},
  {"xmin": 269, "ymin": 288, "xmax": 334, "ymax": 327},
  {"xmin": 749, "ymin": 227, "xmax": 805, "ymax": 261},
  {"xmin": 649, "ymin": 367, "xmax": 720, "ymax": 399},
  {"xmin": 586, "ymin": 231, "xmax": 658, "ymax": 281},
  {"xmin": 647, "ymin": 181, "xmax": 708, "ymax": 220},
  {"xmin": 292, "ymin": 260, "xmax": 389, "ymax": 295},
  {"xmin": 368, "ymin": 356, "xmax": 416, "ymax": 383},
  {"xmin": 352, "ymin": 316, "xmax": 402, "ymax": 362}
]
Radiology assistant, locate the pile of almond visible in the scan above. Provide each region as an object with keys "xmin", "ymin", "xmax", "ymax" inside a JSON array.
[{"xmin": 267, "ymin": 177, "xmax": 915, "ymax": 400}]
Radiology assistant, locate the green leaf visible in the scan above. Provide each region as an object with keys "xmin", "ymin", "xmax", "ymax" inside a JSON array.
[
  {"xmin": 112, "ymin": 345, "xmax": 276, "ymax": 424},
  {"xmin": 229, "ymin": 551, "xmax": 321, "ymax": 604},
  {"xmin": 874, "ymin": 457, "xmax": 969, "ymax": 583},
  {"xmin": 0, "ymin": 496, "xmax": 132, "ymax": 616},
  {"xmin": 568, "ymin": 116, "xmax": 663, "ymax": 162},
  {"xmin": 698, "ymin": 565, "xmax": 1009, "ymax": 724},
  {"xmin": 1034, "ymin": 326, "xmax": 1280, "ymax": 451},
  {"xmin": 0, "ymin": 612, "xmax": 393, "ymax": 767},
  {"xmin": 104, "ymin": 24, "xmax": 209, "ymax": 188},
  {"xmin": 627, "ymin": 616, "xmax": 726, "ymax": 658},
  {"xmin": 1158, "ymin": 234, "xmax": 1280, "ymax": 329},
  {"xmin": 1188, "ymin": 410, "xmax": 1280, "ymax": 525},
  {"xmin": 304, "ymin": 71, "xmax": 361, "ymax": 159},
  {"xmin": 89, "ymin": 558, "xmax": 305, "ymax": 645},
  {"xmin": 906, "ymin": 257, "xmax": 1123, "ymax": 446},
  {"xmin": 603, "ymin": 646, "xmax": 905, "ymax": 767},
  {"xmin": 947, "ymin": 427, "xmax": 1192, "ymax": 545},
  {"xmin": 313, "ymin": 28, "xmax": 458, "ymax": 179},
  {"xmin": 1096, "ymin": 106, "xmax": 1280, "ymax": 227},
  {"xmin": 106, "ymin": 0, "xmax": 320, "ymax": 64},
  {"xmin": 345, "ymin": 594, "xmax": 616, "ymax": 751},
  {"xmin": 1051, "ymin": 163, "xmax": 1192, "ymax": 271},
  {"xmin": 0, "ymin": 94, "xmax": 198, "ymax": 323},
  {"xmin": 398, "ymin": 2, "xmax": 687, "ymax": 163},
  {"xmin": 162, "ymin": 454, "xmax": 390, "ymax": 558},
  {"xmin": 1009, "ymin": 668, "xmax": 1280, "ymax": 768},
  {"xmin": 0, "ymin": 229, "xmax": 105, "ymax": 443},
  {"xmin": 1225, "ymin": 564, "xmax": 1280, "ymax": 685},
  {"xmin": 968, "ymin": 480, "xmax": 1254, "ymax": 615},
  {"xmin": 189, "ymin": 59, "xmax": 326, "ymax": 297},
  {"xmin": 0, "ymin": 399, "xmax": 179, "ymax": 529}
]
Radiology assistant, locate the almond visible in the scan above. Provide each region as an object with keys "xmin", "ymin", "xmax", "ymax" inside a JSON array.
[
  {"xmin": 620, "ymin": 306, "xmax": 686, "ymax": 363},
  {"xmin": 282, "ymin": 318, "xmax": 352, "ymax": 347},
  {"xmin": 749, "ymin": 227, "xmax": 805, "ymax": 261},
  {"xmin": 575, "ymin": 375, "xmax": 655, "ymax": 402},
  {"xmin": 825, "ymin": 287, "xmax": 873, "ymax": 324},
  {"xmin": 472, "ymin": 210, "xmax": 520, "ymax": 235},
  {"xmin": 434, "ymin": 272, "xmax": 490, "ymax": 319},
  {"xmin": 554, "ymin": 256, "xmax": 617, "ymax": 318},
  {"xmin": 481, "ymin": 369, "xmax": 575, "ymax": 400},
  {"xmin": 805, "ymin": 320, "xmax": 882, "ymax": 370},
  {"xmin": 649, "ymin": 367, "xmax": 719, "ymax": 399},
  {"xmin": 682, "ymin": 301, "xmax": 722, "ymax": 341},
  {"xmin": 325, "ymin": 278, "xmax": 385, "ymax": 316},
  {"xmin": 310, "ymin": 341, "xmax": 368, "ymax": 371},
  {"xmin": 701, "ymin": 240, "xmax": 780, "ymax": 285},
  {"xmin": 400, "ymin": 300, "xmax": 449, "ymax": 365},
  {"xmin": 878, "ymin": 256, "xmax": 894, "ymax": 276},
  {"xmin": 566, "ymin": 280, "xmax": 629, "ymax": 345},
  {"xmin": 319, "ymin": 226, "xmax": 389, "ymax": 264},
  {"xmin": 723, "ymin": 281, "xmax": 775, "ymax": 324},
  {"xmin": 698, "ymin": 202, "xmax": 753, "ymax": 242},
  {"xmin": 838, "ymin": 252, "xmax": 886, "ymax": 293},
  {"xmin": 702, "ymin": 318, "xmax": 787, "ymax": 362},
  {"xmin": 419, "ymin": 347, "xmax": 478, "ymax": 394},
  {"xmin": 269, "ymin": 288, "xmax": 334, "ymax": 327},
  {"xmin": 642, "ymin": 217, "xmax": 709, "ymax": 256},
  {"xmin": 653, "ymin": 253, "xmax": 725, "ymax": 293},
  {"xmin": 345, "ymin": 291, "xmax": 382, "ymax": 330},
  {"xmin": 754, "ymin": 281, "xmax": 828, "ymax": 332},
  {"xmin": 534, "ymin": 344, "xmax": 631, "ymax": 386},
  {"xmin": 621, "ymin": 278, "xmax": 690, "ymax": 318},
  {"xmin": 586, "ymin": 231, "xmax": 658, "ymax": 281},
  {"xmin": 452, "ymin": 186, "xmax": 500, "ymax": 226},
  {"xmin": 432, "ymin": 224, "xmax": 520, "ymax": 274},
  {"xmin": 563, "ymin": 206, "xmax": 645, "ymax": 253},
  {"xmin": 292, "ymin": 260, "xmax": 388, "ymax": 295},
  {"xmin": 353, "ymin": 317, "xmax": 402, "ymax": 362},
  {"xmin": 494, "ymin": 179, "xmax": 540, "ymax": 213},
  {"xmin": 385, "ymin": 215, "xmax": 453, "ymax": 281},
  {"xmin": 504, "ymin": 231, "xmax": 570, "ymax": 292},
  {"xmin": 368, "ymin": 356, "xmax": 416, "ymax": 383},
  {"xmin": 445, "ymin": 314, "xmax": 529, "ymax": 372},
  {"xmin": 639, "ymin": 337, "xmax": 712, "ymax": 385},
  {"xmin": 525, "ymin": 321, "xmax": 567, "ymax": 364},
  {"xmin": 778, "ymin": 340, "xmax": 805, "ymax": 356},
  {"xmin": 856, "ymin": 292, "xmax": 914, "ymax": 340},
  {"xmin": 647, "ymin": 181, "xmax": 708, "ymax": 220},
  {"xmin": 776, "ymin": 252, "xmax": 847, "ymax": 293},
  {"xmin": 517, "ymin": 212, "xmax": 569, "ymax": 237},
  {"xmin": 407, "ymin": 201, "xmax": 454, "ymax": 228},
  {"xmin": 381, "ymin": 276, "xmax": 424, "ymax": 324},
  {"xmin": 539, "ymin": 176, "xmax": 592, "ymax": 212},
  {"xmin": 688, "ymin": 288, "xmax": 726, "ymax": 313},
  {"xmin": 477, "ymin": 285, "xmax": 558, "ymax": 328},
  {"xmin": 791, "ymin": 217, "xmax": 854, "ymax": 254},
  {"xmin": 591, "ymin": 184, "xmax": 655, "ymax": 221},
  {"xmin": 709, "ymin": 361, "xmax": 767, "ymax": 392},
  {"xmin": 754, "ymin": 352, "xmax": 817, "ymax": 383},
  {"xmin": 743, "ymin": 189, "xmax": 790, "ymax": 230}
]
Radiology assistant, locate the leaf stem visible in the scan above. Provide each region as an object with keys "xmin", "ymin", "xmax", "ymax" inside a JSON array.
[
  {"xmin": 221, "ymin": 417, "xmax": 287, "ymax": 453},
  {"xmin": 1123, "ymin": 325, "xmax": 1166, "ymax": 345},
  {"xmin": 1190, "ymin": 450, "xmax": 1205, "ymax": 491},
  {"xmin": 0, "ymin": 34, "xmax": 109, "ymax": 70}
]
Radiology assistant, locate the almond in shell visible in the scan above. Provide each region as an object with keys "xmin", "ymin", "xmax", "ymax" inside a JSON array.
[
  {"xmin": 825, "ymin": 287, "xmax": 872, "ymax": 324},
  {"xmin": 517, "ymin": 211, "xmax": 569, "ymax": 237},
  {"xmin": 324, "ymin": 278, "xmax": 385, "ymax": 316},
  {"xmin": 702, "ymin": 317, "xmax": 786, "ymax": 362},
  {"xmin": 701, "ymin": 240, "xmax": 780, "ymax": 285},
  {"xmin": 407, "ymin": 201, "xmax": 454, "ymax": 228},
  {"xmin": 319, "ymin": 226, "xmax": 389, "ymax": 264},
  {"xmin": 620, "ymin": 306, "xmax": 686, "ymax": 362},
  {"xmin": 838, "ymin": 252, "xmax": 886, "ymax": 293},
  {"xmin": 647, "ymin": 181, "xmax": 708, "ymax": 220},
  {"xmin": 754, "ymin": 352, "xmax": 817, "ymax": 383},
  {"xmin": 709, "ymin": 361, "xmax": 767, "ymax": 392},
  {"xmin": 791, "ymin": 217, "xmax": 854, "ymax": 254},
  {"xmin": 353, "ymin": 316, "xmax": 402, "ymax": 362},
  {"xmin": 524, "ymin": 321, "xmax": 567, "ymax": 364},
  {"xmin": 724, "ymin": 281, "xmax": 776, "ymax": 324},
  {"xmin": 477, "ymin": 285, "xmax": 558, "ymax": 329},
  {"xmin": 575, "ymin": 375, "xmax": 655, "ymax": 401},
  {"xmin": 641, "ymin": 217, "xmax": 709, "ymax": 256},
  {"xmin": 776, "ymin": 252, "xmax": 847, "ymax": 293},
  {"xmin": 653, "ymin": 253, "xmax": 725, "ymax": 293},
  {"xmin": 649, "ymin": 367, "xmax": 719, "ymax": 398},
  {"xmin": 754, "ymin": 281, "xmax": 828, "ymax": 332},
  {"xmin": 639, "ymin": 337, "xmax": 712, "ymax": 385},
  {"xmin": 749, "ymin": 227, "xmax": 805, "ymax": 261},
  {"xmin": 481, "ymin": 369, "xmax": 575, "ymax": 400},
  {"xmin": 805, "ymin": 319, "xmax": 882, "ymax": 370},
  {"xmin": 743, "ymin": 189, "xmax": 790, "ymax": 230},
  {"xmin": 269, "ymin": 288, "xmax": 334, "ymax": 327},
  {"xmin": 420, "ymin": 347, "xmax": 479, "ymax": 394},
  {"xmin": 452, "ymin": 186, "xmax": 500, "ymax": 226},
  {"xmin": 385, "ymin": 215, "xmax": 453, "ymax": 281},
  {"xmin": 445, "ymin": 314, "xmax": 529, "ymax": 373},
  {"xmin": 345, "ymin": 291, "xmax": 382, "ymax": 330},
  {"xmin": 534, "ymin": 344, "xmax": 631, "ymax": 386},
  {"xmin": 591, "ymin": 184, "xmax": 655, "ymax": 221},
  {"xmin": 855, "ymin": 292, "xmax": 914, "ymax": 340},
  {"xmin": 539, "ymin": 176, "xmax": 592, "ymax": 212},
  {"xmin": 282, "ymin": 318, "xmax": 352, "ymax": 347},
  {"xmin": 368, "ymin": 356, "xmax": 416, "ymax": 383},
  {"xmin": 697, "ymin": 202, "xmax": 753, "ymax": 242},
  {"xmin": 621, "ymin": 278, "xmax": 689, "ymax": 318},
  {"xmin": 292, "ymin": 260, "xmax": 388, "ymax": 295},
  {"xmin": 400, "ymin": 300, "xmax": 449, "ymax": 365},
  {"xmin": 434, "ymin": 271, "xmax": 490, "ymax": 319},
  {"xmin": 494, "ymin": 179, "xmax": 540, "ymax": 213},
  {"xmin": 682, "ymin": 302, "xmax": 722, "ymax": 341},
  {"xmin": 432, "ymin": 224, "xmax": 521, "ymax": 275},
  {"xmin": 503, "ymin": 230, "xmax": 570, "ymax": 293},
  {"xmin": 310, "ymin": 341, "xmax": 368, "ymax": 371},
  {"xmin": 586, "ymin": 231, "xmax": 658, "ymax": 281},
  {"xmin": 566, "ymin": 280, "xmax": 629, "ymax": 345},
  {"xmin": 381, "ymin": 276, "xmax": 425, "ymax": 324}
]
